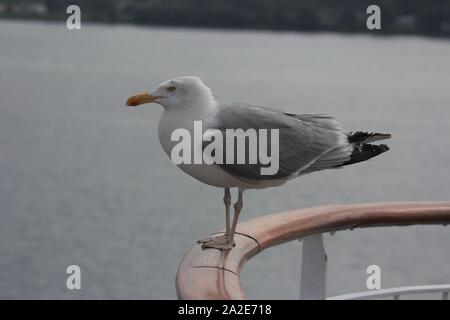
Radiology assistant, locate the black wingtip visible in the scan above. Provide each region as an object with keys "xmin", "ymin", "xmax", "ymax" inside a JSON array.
[
  {"xmin": 339, "ymin": 143, "xmax": 390, "ymax": 167},
  {"xmin": 379, "ymin": 143, "xmax": 390, "ymax": 152}
]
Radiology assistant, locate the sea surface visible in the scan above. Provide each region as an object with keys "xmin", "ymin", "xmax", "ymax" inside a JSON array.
[{"xmin": 1, "ymin": 20, "xmax": 450, "ymax": 299}]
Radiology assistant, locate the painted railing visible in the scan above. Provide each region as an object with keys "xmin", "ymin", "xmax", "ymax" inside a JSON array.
[{"xmin": 176, "ymin": 202, "xmax": 450, "ymax": 300}]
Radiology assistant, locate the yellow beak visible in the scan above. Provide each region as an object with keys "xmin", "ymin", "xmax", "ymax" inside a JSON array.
[{"xmin": 125, "ymin": 92, "xmax": 161, "ymax": 107}]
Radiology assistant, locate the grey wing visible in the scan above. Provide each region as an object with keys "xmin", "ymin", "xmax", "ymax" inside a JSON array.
[
  {"xmin": 284, "ymin": 113, "xmax": 354, "ymax": 175},
  {"xmin": 203, "ymin": 102, "xmax": 351, "ymax": 181}
]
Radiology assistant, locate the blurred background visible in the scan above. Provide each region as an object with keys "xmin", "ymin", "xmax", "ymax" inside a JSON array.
[
  {"xmin": 0, "ymin": 0, "xmax": 450, "ymax": 299},
  {"xmin": 2, "ymin": 0, "xmax": 450, "ymax": 36}
]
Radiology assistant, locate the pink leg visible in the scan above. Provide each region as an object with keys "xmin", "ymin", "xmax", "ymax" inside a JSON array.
[
  {"xmin": 198, "ymin": 188, "xmax": 234, "ymax": 250},
  {"xmin": 227, "ymin": 189, "xmax": 244, "ymax": 246}
]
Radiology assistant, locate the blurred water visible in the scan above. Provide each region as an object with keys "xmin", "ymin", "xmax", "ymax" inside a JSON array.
[{"xmin": 0, "ymin": 20, "xmax": 450, "ymax": 299}]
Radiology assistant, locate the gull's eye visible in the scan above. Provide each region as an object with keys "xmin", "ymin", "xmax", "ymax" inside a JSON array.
[{"xmin": 167, "ymin": 86, "xmax": 176, "ymax": 92}]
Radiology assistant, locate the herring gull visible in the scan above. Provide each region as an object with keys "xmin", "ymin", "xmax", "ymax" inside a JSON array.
[{"xmin": 125, "ymin": 76, "xmax": 391, "ymax": 250}]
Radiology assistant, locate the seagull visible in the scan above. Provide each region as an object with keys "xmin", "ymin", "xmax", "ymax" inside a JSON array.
[{"xmin": 125, "ymin": 76, "xmax": 391, "ymax": 250}]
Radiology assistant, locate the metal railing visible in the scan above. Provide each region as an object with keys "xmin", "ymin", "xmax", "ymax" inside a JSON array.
[
  {"xmin": 328, "ymin": 284, "xmax": 450, "ymax": 300},
  {"xmin": 176, "ymin": 202, "xmax": 450, "ymax": 300}
]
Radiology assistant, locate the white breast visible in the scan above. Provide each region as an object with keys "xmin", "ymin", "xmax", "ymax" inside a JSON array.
[{"xmin": 157, "ymin": 106, "xmax": 248, "ymax": 188}]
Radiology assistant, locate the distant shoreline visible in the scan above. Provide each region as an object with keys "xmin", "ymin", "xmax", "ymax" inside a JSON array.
[
  {"xmin": 1, "ymin": 16, "xmax": 449, "ymax": 41},
  {"xmin": 2, "ymin": 0, "xmax": 450, "ymax": 38}
]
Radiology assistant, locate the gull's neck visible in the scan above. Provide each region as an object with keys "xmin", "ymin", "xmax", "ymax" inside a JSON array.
[{"xmin": 158, "ymin": 90, "xmax": 217, "ymax": 156}]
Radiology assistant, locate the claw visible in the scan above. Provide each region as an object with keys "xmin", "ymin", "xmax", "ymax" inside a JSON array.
[
  {"xmin": 197, "ymin": 233, "xmax": 227, "ymax": 244},
  {"xmin": 197, "ymin": 234, "xmax": 235, "ymax": 250},
  {"xmin": 201, "ymin": 241, "xmax": 235, "ymax": 251}
]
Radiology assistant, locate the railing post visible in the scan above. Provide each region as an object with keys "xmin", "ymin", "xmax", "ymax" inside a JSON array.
[{"xmin": 299, "ymin": 233, "xmax": 327, "ymax": 300}]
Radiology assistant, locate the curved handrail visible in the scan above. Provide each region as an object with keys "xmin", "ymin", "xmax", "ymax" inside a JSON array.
[{"xmin": 176, "ymin": 202, "xmax": 450, "ymax": 300}]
